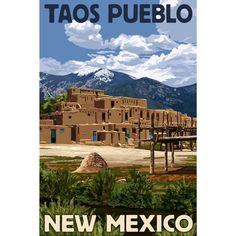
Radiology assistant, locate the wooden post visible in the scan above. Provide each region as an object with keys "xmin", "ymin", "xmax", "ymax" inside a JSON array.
[
  {"xmin": 138, "ymin": 115, "xmax": 141, "ymax": 149},
  {"xmin": 190, "ymin": 118, "xmax": 193, "ymax": 151},
  {"xmin": 177, "ymin": 111, "xmax": 179, "ymax": 126},
  {"xmin": 150, "ymin": 113, "xmax": 155, "ymax": 174},
  {"xmin": 167, "ymin": 113, "xmax": 169, "ymax": 126},
  {"xmin": 160, "ymin": 130, "xmax": 164, "ymax": 151},
  {"xmin": 150, "ymin": 142, "xmax": 155, "ymax": 174},
  {"xmin": 165, "ymin": 142, "xmax": 168, "ymax": 172},
  {"xmin": 169, "ymin": 130, "xmax": 172, "ymax": 151},
  {"xmin": 171, "ymin": 142, "xmax": 175, "ymax": 167}
]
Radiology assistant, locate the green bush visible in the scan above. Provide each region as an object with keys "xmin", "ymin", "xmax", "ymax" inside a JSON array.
[
  {"xmin": 111, "ymin": 169, "xmax": 154, "ymax": 208},
  {"xmin": 77, "ymin": 168, "xmax": 116, "ymax": 206},
  {"xmin": 159, "ymin": 180, "xmax": 196, "ymax": 214},
  {"xmin": 40, "ymin": 93, "xmax": 67, "ymax": 114},
  {"xmin": 40, "ymin": 164, "xmax": 80, "ymax": 202}
]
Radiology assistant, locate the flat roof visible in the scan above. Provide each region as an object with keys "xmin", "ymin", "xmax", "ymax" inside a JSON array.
[{"xmin": 70, "ymin": 87, "xmax": 104, "ymax": 92}]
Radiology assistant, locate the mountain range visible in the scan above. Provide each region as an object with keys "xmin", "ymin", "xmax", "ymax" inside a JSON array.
[{"xmin": 40, "ymin": 69, "xmax": 196, "ymax": 117}]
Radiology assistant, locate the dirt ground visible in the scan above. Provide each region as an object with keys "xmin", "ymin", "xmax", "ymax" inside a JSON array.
[{"xmin": 40, "ymin": 144, "xmax": 196, "ymax": 167}]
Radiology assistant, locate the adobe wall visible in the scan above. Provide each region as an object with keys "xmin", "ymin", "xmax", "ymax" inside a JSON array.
[
  {"xmin": 61, "ymin": 110, "xmax": 96, "ymax": 125},
  {"xmin": 40, "ymin": 125, "xmax": 71, "ymax": 144},
  {"xmin": 40, "ymin": 119, "xmax": 53, "ymax": 125}
]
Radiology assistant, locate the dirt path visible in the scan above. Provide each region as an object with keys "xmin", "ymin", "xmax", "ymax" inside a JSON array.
[{"xmin": 40, "ymin": 144, "xmax": 196, "ymax": 167}]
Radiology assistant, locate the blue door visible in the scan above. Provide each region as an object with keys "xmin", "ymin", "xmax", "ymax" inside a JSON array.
[
  {"xmin": 50, "ymin": 129, "xmax": 57, "ymax": 143},
  {"xmin": 92, "ymin": 131, "xmax": 97, "ymax": 141}
]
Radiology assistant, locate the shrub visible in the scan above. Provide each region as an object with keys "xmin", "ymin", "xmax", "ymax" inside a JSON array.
[
  {"xmin": 159, "ymin": 180, "xmax": 196, "ymax": 214},
  {"xmin": 111, "ymin": 169, "xmax": 154, "ymax": 208},
  {"xmin": 77, "ymin": 168, "xmax": 116, "ymax": 206},
  {"xmin": 40, "ymin": 164, "xmax": 80, "ymax": 203},
  {"xmin": 40, "ymin": 93, "xmax": 67, "ymax": 114}
]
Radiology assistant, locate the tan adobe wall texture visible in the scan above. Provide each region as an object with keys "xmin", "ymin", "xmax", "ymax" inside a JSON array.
[
  {"xmin": 40, "ymin": 87, "xmax": 196, "ymax": 145},
  {"xmin": 40, "ymin": 125, "xmax": 71, "ymax": 144}
]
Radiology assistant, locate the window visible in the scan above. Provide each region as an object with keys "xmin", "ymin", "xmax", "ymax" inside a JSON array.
[
  {"xmin": 40, "ymin": 127, "xmax": 42, "ymax": 132},
  {"xmin": 111, "ymin": 101, "xmax": 115, "ymax": 108},
  {"xmin": 60, "ymin": 128, "xmax": 64, "ymax": 134},
  {"xmin": 69, "ymin": 116, "xmax": 72, "ymax": 119},
  {"xmin": 102, "ymin": 113, "xmax": 106, "ymax": 122},
  {"xmin": 132, "ymin": 128, "xmax": 136, "ymax": 133},
  {"xmin": 140, "ymin": 110, "xmax": 143, "ymax": 118},
  {"xmin": 88, "ymin": 113, "xmax": 90, "ymax": 116},
  {"xmin": 125, "ymin": 112, "xmax": 128, "ymax": 121}
]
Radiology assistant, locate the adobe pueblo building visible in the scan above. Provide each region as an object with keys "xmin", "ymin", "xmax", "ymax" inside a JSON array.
[{"xmin": 40, "ymin": 88, "xmax": 196, "ymax": 145}]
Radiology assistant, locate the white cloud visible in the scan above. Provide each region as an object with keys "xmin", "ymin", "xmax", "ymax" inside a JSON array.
[
  {"xmin": 96, "ymin": 50, "xmax": 116, "ymax": 55},
  {"xmin": 133, "ymin": 44, "xmax": 196, "ymax": 84},
  {"xmin": 40, "ymin": 57, "xmax": 98, "ymax": 76},
  {"xmin": 157, "ymin": 0, "xmax": 196, "ymax": 44},
  {"xmin": 147, "ymin": 34, "xmax": 178, "ymax": 51},
  {"xmin": 65, "ymin": 21, "xmax": 104, "ymax": 49},
  {"xmin": 64, "ymin": 20, "xmax": 179, "ymax": 54},
  {"xmin": 107, "ymin": 34, "xmax": 153, "ymax": 54},
  {"xmin": 41, "ymin": 43, "xmax": 196, "ymax": 86}
]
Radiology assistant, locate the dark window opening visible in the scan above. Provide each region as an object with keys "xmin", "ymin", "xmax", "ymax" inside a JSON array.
[
  {"xmin": 147, "ymin": 111, "xmax": 150, "ymax": 120},
  {"xmin": 69, "ymin": 116, "xmax": 72, "ymax": 119},
  {"xmin": 102, "ymin": 113, "xmax": 106, "ymax": 122},
  {"xmin": 50, "ymin": 129, "xmax": 57, "ymax": 144},
  {"xmin": 111, "ymin": 101, "xmax": 115, "ymax": 108},
  {"xmin": 125, "ymin": 112, "xmax": 128, "ymax": 121},
  {"xmin": 129, "ymin": 109, "xmax": 132, "ymax": 117},
  {"xmin": 132, "ymin": 128, "xmax": 136, "ymax": 133},
  {"xmin": 140, "ymin": 110, "xmax": 143, "ymax": 118}
]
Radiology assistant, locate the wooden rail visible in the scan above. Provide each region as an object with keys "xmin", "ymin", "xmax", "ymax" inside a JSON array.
[{"xmin": 136, "ymin": 113, "xmax": 197, "ymax": 174}]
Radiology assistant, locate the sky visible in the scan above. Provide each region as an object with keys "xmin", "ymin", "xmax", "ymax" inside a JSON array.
[{"xmin": 40, "ymin": 0, "xmax": 196, "ymax": 86}]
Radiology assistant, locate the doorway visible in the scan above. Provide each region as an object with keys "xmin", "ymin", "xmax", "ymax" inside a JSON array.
[
  {"xmin": 92, "ymin": 131, "xmax": 97, "ymax": 141},
  {"xmin": 50, "ymin": 129, "xmax": 57, "ymax": 143}
]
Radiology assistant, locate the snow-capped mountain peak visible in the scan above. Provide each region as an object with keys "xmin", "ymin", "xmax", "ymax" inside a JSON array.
[
  {"xmin": 76, "ymin": 67, "xmax": 99, "ymax": 77},
  {"xmin": 94, "ymin": 69, "xmax": 114, "ymax": 83}
]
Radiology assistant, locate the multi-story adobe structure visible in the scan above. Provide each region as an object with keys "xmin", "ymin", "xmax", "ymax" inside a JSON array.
[{"xmin": 40, "ymin": 88, "xmax": 197, "ymax": 145}]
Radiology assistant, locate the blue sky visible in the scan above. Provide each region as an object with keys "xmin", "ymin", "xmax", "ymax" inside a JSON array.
[{"xmin": 40, "ymin": 0, "xmax": 196, "ymax": 87}]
